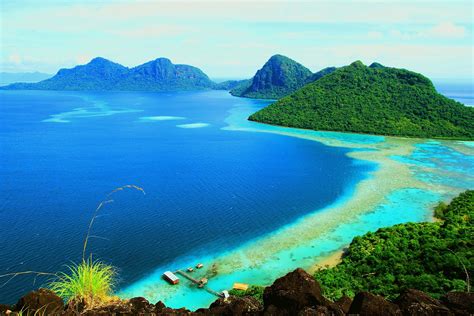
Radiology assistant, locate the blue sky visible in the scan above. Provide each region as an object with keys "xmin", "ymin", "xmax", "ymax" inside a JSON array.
[{"xmin": 1, "ymin": 0, "xmax": 473, "ymax": 80}]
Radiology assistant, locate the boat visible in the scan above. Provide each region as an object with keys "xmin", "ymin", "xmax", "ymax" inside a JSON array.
[
  {"xmin": 196, "ymin": 263, "xmax": 204, "ymax": 269},
  {"xmin": 187, "ymin": 267, "xmax": 194, "ymax": 272}
]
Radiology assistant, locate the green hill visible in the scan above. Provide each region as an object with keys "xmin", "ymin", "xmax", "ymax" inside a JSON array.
[
  {"xmin": 230, "ymin": 54, "xmax": 313, "ymax": 99},
  {"xmin": 315, "ymin": 190, "xmax": 474, "ymax": 300},
  {"xmin": 249, "ymin": 61, "xmax": 474, "ymax": 140}
]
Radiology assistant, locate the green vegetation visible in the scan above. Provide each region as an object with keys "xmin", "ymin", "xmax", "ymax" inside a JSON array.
[
  {"xmin": 315, "ymin": 190, "xmax": 473, "ymax": 300},
  {"xmin": 49, "ymin": 259, "xmax": 115, "ymax": 307},
  {"xmin": 230, "ymin": 54, "xmax": 315, "ymax": 99},
  {"xmin": 214, "ymin": 79, "xmax": 251, "ymax": 91},
  {"xmin": 229, "ymin": 285, "xmax": 265, "ymax": 304},
  {"xmin": 249, "ymin": 61, "xmax": 474, "ymax": 140}
]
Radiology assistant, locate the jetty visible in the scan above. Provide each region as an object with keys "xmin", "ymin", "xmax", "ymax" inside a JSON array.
[{"xmin": 175, "ymin": 270, "xmax": 224, "ymax": 298}]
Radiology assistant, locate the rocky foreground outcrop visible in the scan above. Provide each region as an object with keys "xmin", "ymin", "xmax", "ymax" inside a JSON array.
[{"xmin": 1, "ymin": 268, "xmax": 472, "ymax": 315}]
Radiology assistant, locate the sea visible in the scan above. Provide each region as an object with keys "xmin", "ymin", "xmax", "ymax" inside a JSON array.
[{"xmin": 0, "ymin": 80, "xmax": 472, "ymax": 307}]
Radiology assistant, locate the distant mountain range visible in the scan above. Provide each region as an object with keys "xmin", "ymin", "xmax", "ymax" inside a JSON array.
[
  {"xmin": 230, "ymin": 55, "xmax": 336, "ymax": 99},
  {"xmin": 249, "ymin": 61, "xmax": 474, "ymax": 140},
  {"xmin": 0, "ymin": 72, "xmax": 52, "ymax": 86},
  {"xmin": 1, "ymin": 57, "xmax": 215, "ymax": 91},
  {"xmin": 0, "ymin": 55, "xmax": 334, "ymax": 97}
]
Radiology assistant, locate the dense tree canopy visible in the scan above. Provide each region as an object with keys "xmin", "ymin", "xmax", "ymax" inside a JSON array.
[
  {"xmin": 314, "ymin": 190, "xmax": 473, "ymax": 300},
  {"xmin": 249, "ymin": 61, "xmax": 474, "ymax": 140}
]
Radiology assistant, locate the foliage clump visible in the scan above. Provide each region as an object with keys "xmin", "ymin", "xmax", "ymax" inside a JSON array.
[
  {"xmin": 49, "ymin": 259, "xmax": 115, "ymax": 307},
  {"xmin": 229, "ymin": 285, "xmax": 265, "ymax": 304}
]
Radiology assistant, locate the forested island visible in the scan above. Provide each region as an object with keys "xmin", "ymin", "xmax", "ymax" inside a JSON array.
[{"xmin": 249, "ymin": 61, "xmax": 474, "ymax": 140}]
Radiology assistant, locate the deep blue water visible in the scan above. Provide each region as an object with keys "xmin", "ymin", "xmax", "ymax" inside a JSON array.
[{"xmin": 0, "ymin": 90, "xmax": 373, "ymax": 303}]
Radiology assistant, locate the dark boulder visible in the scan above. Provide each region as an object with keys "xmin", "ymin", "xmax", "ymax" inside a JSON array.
[
  {"xmin": 441, "ymin": 292, "xmax": 474, "ymax": 316},
  {"xmin": 263, "ymin": 268, "xmax": 342, "ymax": 315},
  {"xmin": 334, "ymin": 296, "xmax": 352, "ymax": 314},
  {"xmin": 155, "ymin": 300, "xmax": 166, "ymax": 311},
  {"xmin": 203, "ymin": 296, "xmax": 262, "ymax": 315},
  {"xmin": 348, "ymin": 291, "xmax": 401, "ymax": 316},
  {"xmin": 128, "ymin": 296, "xmax": 155, "ymax": 313},
  {"xmin": 15, "ymin": 288, "xmax": 64, "ymax": 314},
  {"xmin": 394, "ymin": 289, "xmax": 451, "ymax": 315},
  {"xmin": 161, "ymin": 307, "xmax": 194, "ymax": 315},
  {"xmin": 297, "ymin": 306, "xmax": 333, "ymax": 315}
]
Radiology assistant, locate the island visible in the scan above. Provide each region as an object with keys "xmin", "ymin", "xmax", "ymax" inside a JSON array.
[
  {"xmin": 1, "ymin": 57, "xmax": 216, "ymax": 92},
  {"xmin": 249, "ymin": 61, "xmax": 474, "ymax": 140},
  {"xmin": 230, "ymin": 54, "xmax": 336, "ymax": 99}
]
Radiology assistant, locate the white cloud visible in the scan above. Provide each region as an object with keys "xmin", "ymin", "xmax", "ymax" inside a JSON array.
[
  {"xmin": 391, "ymin": 22, "xmax": 467, "ymax": 40},
  {"xmin": 422, "ymin": 22, "xmax": 466, "ymax": 38}
]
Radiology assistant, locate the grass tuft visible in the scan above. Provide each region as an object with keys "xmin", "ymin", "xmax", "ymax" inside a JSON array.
[{"xmin": 48, "ymin": 258, "xmax": 115, "ymax": 307}]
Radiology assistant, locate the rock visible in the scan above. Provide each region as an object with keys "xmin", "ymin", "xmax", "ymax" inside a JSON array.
[
  {"xmin": 263, "ymin": 304, "xmax": 285, "ymax": 316},
  {"xmin": 441, "ymin": 292, "xmax": 474, "ymax": 315},
  {"xmin": 128, "ymin": 296, "xmax": 154, "ymax": 313},
  {"xmin": 348, "ymin": 291, "xmax": 401, "ymax": 316},
  {"xmin": 155, "ymin": 300, "xmax": 166, "ymax": 311},
  {"xmin": 334, "ymin": 296, "xmax": 352, "ymax": 314},
  {"xmin": 297, "ymin": 306, "xmax": 332, "ymax": 315},
  {"xmin": 205, "ymin": 296, "xmax": 262, "ymax": 315},
  {"xmin": 158, "ymin": 306, "xmax": 194, "ymax": 315},
  {"xmin": 15, "ymin": 288, "xmax": 64, "ymax": 314},
  {"xmin": 394, "ymin": 289, "xmax": 451, "ymax": 315},
  {"xmin": 81, "ymin": 303, "xmax": 133, "ymax": 315},
  {"xmin": 0, "ymin": 304, "xmax": 11, "ymax": 313},
  {"xmin": 263, "ymin": 268, "xmax": 342, "ymax": 315}
]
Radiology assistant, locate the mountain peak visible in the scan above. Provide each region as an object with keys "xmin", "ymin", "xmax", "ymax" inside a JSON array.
[
  {"xmin": 230, "ymin": 54, "xmax": 313, "ymax": 99},
  {"xmin": 369, "ymin": 62, "xmax": 385, "ymax": 69},
  {"xmin": 350, "ymin": 60, "xmax": 365, "ymax": 68},
  {"xmin": 268, "ymin": 54, "xmax": 290, "ymax": 62},
  {"xmin": 88, "ymin": 57, "xmax": 115, "ymax": 65},
  {"xmin": 150, "ymin": 57, "xmax": 173, "ymax": 64}
]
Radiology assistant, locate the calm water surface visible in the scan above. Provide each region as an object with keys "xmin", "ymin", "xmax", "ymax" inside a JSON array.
[{"xmin": 0, "ymin": 90, "xmax": 372, "ymax": 303}]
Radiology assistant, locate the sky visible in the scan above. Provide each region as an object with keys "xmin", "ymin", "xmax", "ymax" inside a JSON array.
[{"xmin": 0, "ymin": 0, "xmax": 473, "ymax": 80}]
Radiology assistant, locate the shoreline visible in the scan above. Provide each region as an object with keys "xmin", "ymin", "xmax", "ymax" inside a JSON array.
[
  {"xmin": 307, "ymin": 250, "xmax": 345, "ymax": 274},
  {"xmin": 120, "ymin": 100, "xmax": 473, "ymax": 310}
]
